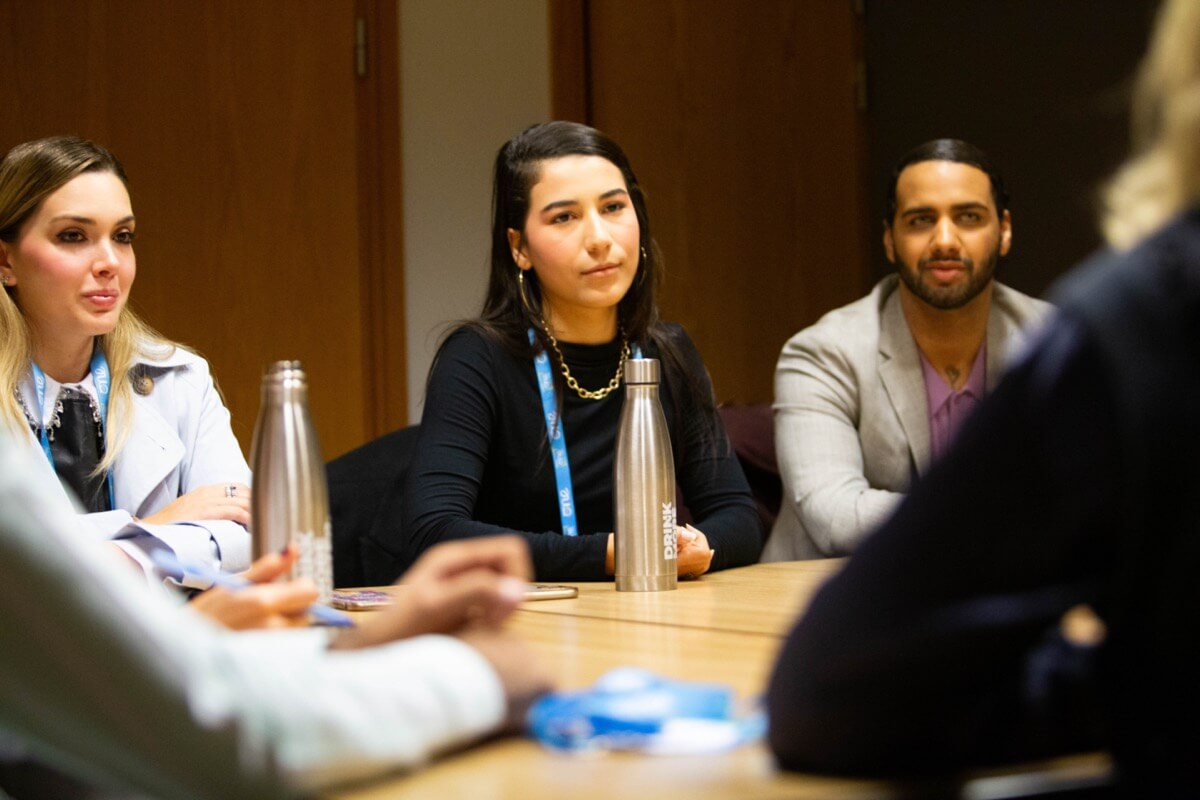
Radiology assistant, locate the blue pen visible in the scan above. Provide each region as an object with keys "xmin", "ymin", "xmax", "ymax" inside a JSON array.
[{"xmin": 150, "ymin": 550, "xmax": 354, "ymax": 628}]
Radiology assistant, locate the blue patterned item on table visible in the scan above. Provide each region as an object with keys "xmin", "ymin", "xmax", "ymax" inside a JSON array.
[{"xmin": 527, "ymin": 668, "xmax": 766, "ymax": 754}]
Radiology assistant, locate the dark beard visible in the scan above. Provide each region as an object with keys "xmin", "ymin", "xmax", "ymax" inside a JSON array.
[{"xmin": 896, "ymin": 245, "xmax": 1000, "ymax": 310}]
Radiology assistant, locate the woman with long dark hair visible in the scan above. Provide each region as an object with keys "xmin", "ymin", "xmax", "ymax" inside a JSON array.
[{"xmin": 401, "ymin": 121, "xmax": 761, "ymax": 581}]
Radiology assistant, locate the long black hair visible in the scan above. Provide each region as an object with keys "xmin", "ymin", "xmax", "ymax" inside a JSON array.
[
  {"xmin": 480, "ymin": 120, "xmax": 660, "ymax": 355},
  {"xmin": 446, "ymin": 121, "xmax": 720, "ymax": 453}
]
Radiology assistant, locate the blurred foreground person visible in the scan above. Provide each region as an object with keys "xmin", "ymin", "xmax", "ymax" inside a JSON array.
[
  {"xmin": 0, "ymin": 427, "xmax": 551, "ymax": 799},
  {"xmin": 767, "ymin": 1, "xmax": 1200, "ymax": 795}
]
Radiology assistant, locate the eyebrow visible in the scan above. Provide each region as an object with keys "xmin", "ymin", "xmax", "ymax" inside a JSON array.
[
  {"xmin": 900, "ymin": 202, "xmax": 989, "ymax": 219},
  {"xmin": 49, "ymin": 214, "xmax": 137, "ymax": 225},
  {"xmin": 538, "ymin": 188, "xmax": 629, "ymax": 214}
]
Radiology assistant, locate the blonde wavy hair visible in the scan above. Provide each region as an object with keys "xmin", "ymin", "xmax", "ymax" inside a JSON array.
[
  {"xmin": 0, "ymin": 136, "xmax": 174, "ymax": 472},
  {"xmin": 1103, "ymin": 0, "xmax": 1200, "ymax": 249}
]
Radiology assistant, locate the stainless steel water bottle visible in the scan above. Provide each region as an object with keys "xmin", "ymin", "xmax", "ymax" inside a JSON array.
[
  {"xmin": 613, "ymin": 358, "xmax": 677, "ymax": 591},
  {"xmin": 250, "ymin": 360, "xmax": 333, "ymax": 602}
]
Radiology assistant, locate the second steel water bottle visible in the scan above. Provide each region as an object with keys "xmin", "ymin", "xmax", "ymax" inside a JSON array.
[
  {"xmin": 249, "ymin": 360, "xmax": 333, "ymax": 602},
  {"xmin": 613, "ymin": 357, "xmax": 677, "ymax": 591}
]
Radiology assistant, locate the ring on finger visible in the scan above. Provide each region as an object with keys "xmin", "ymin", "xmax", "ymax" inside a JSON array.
[{"xmin": 225, "ymin": 484, "xmax": 237, "ymax": 499}]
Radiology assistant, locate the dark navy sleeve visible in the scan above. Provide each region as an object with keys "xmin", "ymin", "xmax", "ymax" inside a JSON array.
[{"xmin": 767, "ymin": 316, "xmax": 1116, "ymax": 774}]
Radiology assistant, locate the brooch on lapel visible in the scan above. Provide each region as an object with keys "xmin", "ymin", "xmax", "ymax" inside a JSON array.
[{"xmin": 132, "ymin": 368, "xmax": 155, "ymax": 396}]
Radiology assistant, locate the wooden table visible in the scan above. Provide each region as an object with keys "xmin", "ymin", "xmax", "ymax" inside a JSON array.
[{"xmin": 328, "ymin": 561, "xmax": 1111, "ymax": 799}]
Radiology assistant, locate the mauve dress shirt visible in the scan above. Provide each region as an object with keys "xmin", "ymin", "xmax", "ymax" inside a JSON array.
[{"xmin": 920, "ymin": 342, "xmax": 986, "ymax": 462}]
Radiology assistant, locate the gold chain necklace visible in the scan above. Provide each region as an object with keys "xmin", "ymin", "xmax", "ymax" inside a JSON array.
[{"xmin": 540, "ymin": 321, "xmax": 631, "ymax": 401}]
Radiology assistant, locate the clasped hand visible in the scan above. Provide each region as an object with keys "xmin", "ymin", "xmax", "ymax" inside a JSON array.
[
  {"xmin": 605, "ymin": 523, "xmax": 715, "ymax": 578},
  {"xmin": 676, "ymin": 523, "xmax": 715, "ymax": 578}
]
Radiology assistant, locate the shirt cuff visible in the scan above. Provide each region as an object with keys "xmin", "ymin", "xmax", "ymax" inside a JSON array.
[
  {"xmin": 108, "ymin": 536, "xmax": 162, "ymax": 586},
  {"xmin": 115, "ymin": 521, "xmax": 221, "ymax": 589}
]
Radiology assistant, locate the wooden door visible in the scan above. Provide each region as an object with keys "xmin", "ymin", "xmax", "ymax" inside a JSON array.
[
  {"xmin": 552, "ymin": 0, "xmax": 869, "ymax": 405},
  {"xmin": 0, "ymin": 0, "xmax": 404, "ymax": 459}
]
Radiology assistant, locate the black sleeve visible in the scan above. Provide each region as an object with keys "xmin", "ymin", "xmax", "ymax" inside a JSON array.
[
  {"xmin": 766, "ymin": 318, "xmax": 1117, "ymax": 775},
  {"xmin": 667, "ymin": 328, "xmax": 763, "ymax": 570},
  {"xmin": 400, "ymin": 330, "xmax": 609, "ymax": 580}
]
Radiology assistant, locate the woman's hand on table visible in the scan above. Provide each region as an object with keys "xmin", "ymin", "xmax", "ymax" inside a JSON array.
[
  {"xmin": 191, "ymin": 545, "xmax": 318, "ymax": 630},
  {"xmin": 141, "ymin": 482, "xmax": 251, "ymax": 527},
  {"xmin": 331, "ymin": 535, "xmax": 532, "ymax": 650},
  {"xmin": 677, "ymin": 524, "xmax": 715, "ymax": 579},
  {"xmin": 604, "ymin": 525, "xmax": 715, "ymax": 578}
]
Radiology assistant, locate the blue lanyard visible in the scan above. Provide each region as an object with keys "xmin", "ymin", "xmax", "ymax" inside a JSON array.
[
  {"xmin": 528, "ymin": 328, "xmax": 641, "ymax": 537},
  {"xmin": 31, "ymin": 349, "xmax": 116, "ymax": 510}
]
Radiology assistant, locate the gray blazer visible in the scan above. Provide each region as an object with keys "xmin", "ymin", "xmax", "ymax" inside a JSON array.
[{"xmin": 762, "ymin": 275, "xmax": 1054, "ymax": 561}]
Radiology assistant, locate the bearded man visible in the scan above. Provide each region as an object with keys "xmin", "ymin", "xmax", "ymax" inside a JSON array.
[{"xmin": 763, "ymin": 139, "xmax": 1053, "ymax": 560}]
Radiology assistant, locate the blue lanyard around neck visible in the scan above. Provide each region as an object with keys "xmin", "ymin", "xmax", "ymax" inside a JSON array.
[
  {"xmin": 31, "ymin": 348, "xmax": 116, "ymax": 510},
  {"xmin": 528, "ymin": 328, "xmax": 641, "ymax": 537}
]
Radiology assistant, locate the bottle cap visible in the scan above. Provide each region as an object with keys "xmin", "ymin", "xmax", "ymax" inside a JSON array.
[
  {"xmin": 261, "ymin": 360, "xmax": 308, "ymax": 397},
  {"xmin": 266, "ymin": 360, "xmax": 305, "ymax": 379},
  {"xmin": 623, "ymin": 358, "xmax": 660, "ymax": 385}
]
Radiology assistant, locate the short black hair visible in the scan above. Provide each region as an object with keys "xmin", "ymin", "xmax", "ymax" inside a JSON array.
[{"xmin": 885, "ymin": 139, "xmax": 1009, "ymax": 224}]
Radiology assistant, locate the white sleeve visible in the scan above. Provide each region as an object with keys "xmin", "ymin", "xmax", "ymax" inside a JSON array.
[
  {"xmin": 76, "ymin": 514, "xmax": 244, "ymax": 589},
  {"xmin": 0, "ymin": 435, "xmax": 506, "ymax": 797},
  {"xmin": 109, "ymin": 354, "xmax": 252, "ymax": 577},
  {"xmin": 206, "ymin": 632, "xmax": 507, "ymax": 789},
  {"xmin": 169, "ymin": 357, "xmax": 252, "ymax": 571},
  {"xmin": 773, "ymin": 331, "xmax": 903, "ymax": 556},
  {"xmin": 121, "ymin": 520, "xmax": 249, "ymax": 589}
]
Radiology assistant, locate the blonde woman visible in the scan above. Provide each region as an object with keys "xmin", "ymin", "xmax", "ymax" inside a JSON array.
[
  {"xmin": 0, "ymin": 137, "xmax": 250, "ymax": 582},
  {"xmin": 768, "ymin": 1, "xmax": 1200, "ymax": 794}
]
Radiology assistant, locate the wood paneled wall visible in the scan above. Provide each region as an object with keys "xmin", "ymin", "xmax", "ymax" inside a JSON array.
[
  {"xmin": 862, "ymin": 0, "xmax": 1158, "ymax": 296},
  {"xmin": 551, "ymin": 1, "xmax": 870, "ymax": 405},
  {"xmin": 0, "ymin": 0, "xmax": 404, "ymax": 459}
]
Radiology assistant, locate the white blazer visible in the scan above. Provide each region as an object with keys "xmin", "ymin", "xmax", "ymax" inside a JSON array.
[{"xmin": 19, "ymin": 343, "xmax": 251, "ymax": 579}]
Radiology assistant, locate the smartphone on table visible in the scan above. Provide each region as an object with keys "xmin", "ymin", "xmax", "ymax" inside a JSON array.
[
  {"xmin": 332, "ymin": 584, "xmax": 578, "ymax": 609},
  {"xmin": 330, "ymin": 589, "xmax": 393, "ymax": 610},
  {"xmin": 525, "ymin": 584, "xmax": 578, "ymax": 600}
]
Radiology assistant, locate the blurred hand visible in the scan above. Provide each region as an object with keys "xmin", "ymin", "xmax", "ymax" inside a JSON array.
[
  {"xmin": 677, "ymin": 524, "xmax": 715, "ymax": 579},
  {"xmin": 191, "ymin": 545, "xmax": 318, "ymax": 630},
  {"xmin": 457, "ymin": 625, "xmax": 554, "ymax": 731},
  {"xmin": 331, "ymin": 537, "xmax": 549, "ymax": 726},
  {"xmin": 331, "ymin": 535, "xmax": 532, "ymax": 651},
  {"xmin": 141, "ymin": 482, "xmax": 251, "ymax": 527}
]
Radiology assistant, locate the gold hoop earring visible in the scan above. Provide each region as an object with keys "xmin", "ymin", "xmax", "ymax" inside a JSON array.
[
  {"xmin": 635, "ymin": 246, "xmax": 650, "ymax": 288},
  {"xmin": 518, "ymin": 269, "xmax": 535, "ymax": 313}
]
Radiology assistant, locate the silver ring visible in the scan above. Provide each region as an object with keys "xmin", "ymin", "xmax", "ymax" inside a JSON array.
[{"xmin": 225, "ymin": 484, "xmax": 237, "ymax": 498}]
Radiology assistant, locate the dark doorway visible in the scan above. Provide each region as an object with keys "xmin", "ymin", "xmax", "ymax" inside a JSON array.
[{"xmin": 864, "ymin": 0, "xmax": 1160, "ymax": 296}]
